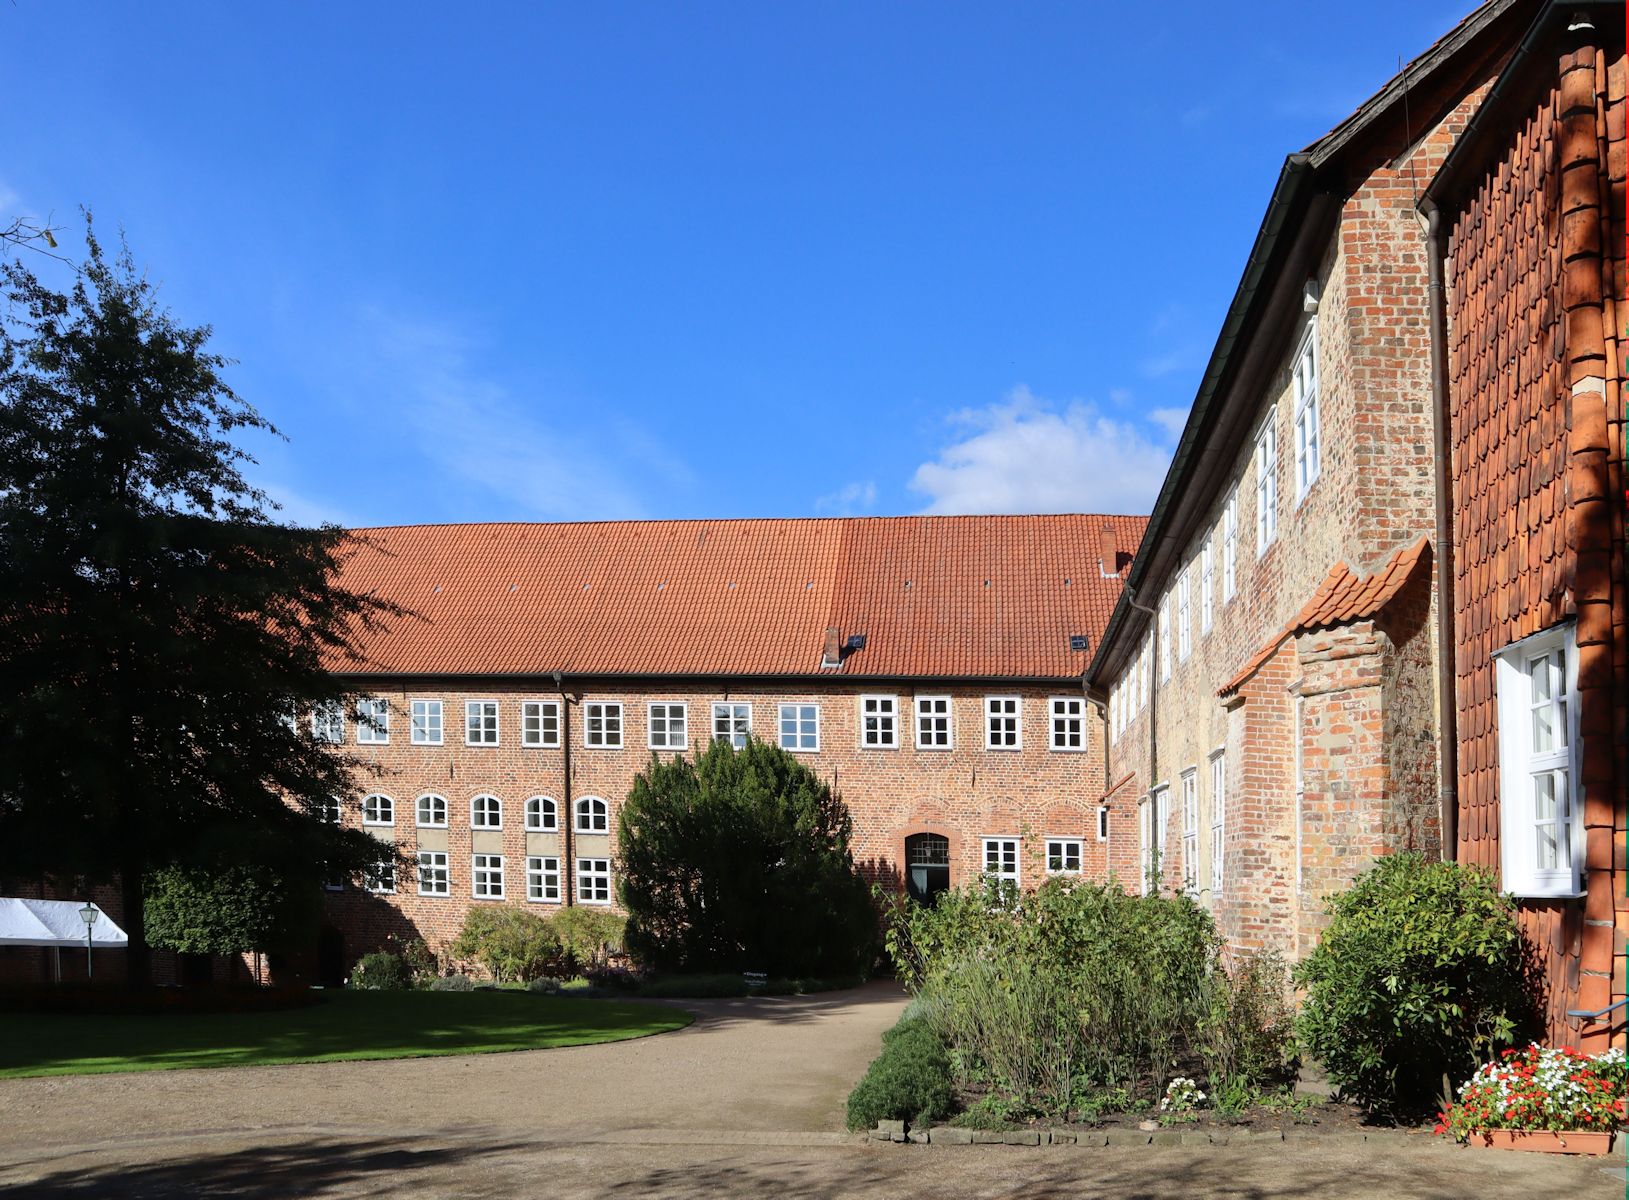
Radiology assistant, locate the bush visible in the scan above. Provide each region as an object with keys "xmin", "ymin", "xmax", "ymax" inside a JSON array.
[
  {"xmin": 450, "ymin": 908, "xmax": 566, "ymax": 982},
  {"xmin": 399, "ymin": 938, "xmax": 440, "ymax": 985},
  {"xmin": 430, "ymin": 973, "xmax": 474, "ymax": 992},
  {"xmin": 1201, "ymin": 950, "xmax": 1297, "ymax": 1096},
  {"xmin": 1294, "ymin": 854, "xmax": 1538, "ymax": 1116},
  {"xmin": 350, "ymin": 951, "xmax": 411, "ymax": 990},
  {"xmin": 845, "ymin": 1016, "xmax": 955, "ymax": 1130},
  {"xmin": 144, "ymin": 863, "xmax": 319, "ymax": 957},
  {"xmin": 551, "ymin": 908, "xmax": 626, "ymax": 968},
  {"xmin": 619, "ymin": 737, "xmax": 876, "ymax": 977}
]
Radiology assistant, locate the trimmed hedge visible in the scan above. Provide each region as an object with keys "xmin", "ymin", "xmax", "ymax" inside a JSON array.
[{"xmin": 845, "ymin": 1015, "xmax": 954, "ymax": 1130}]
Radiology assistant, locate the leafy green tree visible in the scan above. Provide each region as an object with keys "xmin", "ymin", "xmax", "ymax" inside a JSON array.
[
  {"xmin": 0, "ymin": 223, "xmax": 400, "ymax": 984},
  {"xmin": 618, "ymin": 737, "xmax": 876, "ymax": 977},
  {"xmin": 143, "ymin": 862, "xmax": 321, "ymax": 957}
]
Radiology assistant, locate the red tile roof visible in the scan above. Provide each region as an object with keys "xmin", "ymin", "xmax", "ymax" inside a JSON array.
[
  {"xmin": 1218, "ymin": 536, "xmax": 1432, "ymax": 697},
  {"xmin": 333, "ymin": 514, "xmax": 1147, "ymax": 680}
]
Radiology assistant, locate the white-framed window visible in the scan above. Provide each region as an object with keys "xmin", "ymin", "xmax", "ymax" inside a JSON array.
[
  {"xmin": 1199, "ymin": 541, "xmax": 1214, "ymax": 635},
  {"xmin": 472, "ymin": 853, "xmax": 505, "ymax": 900},
  {"xmin": 1221, "ymin": 487, "xmax": 1239, "ymax": 603},
  {"xmin": 1292, "ymin": 325, "xmax": 1321, "ymax": 502},
  {"xmin": 417, "ymin": 850, "xmax": 449, "ymax": 897},
  {"xmin": 1175, "ymin": 569, "xmax": 1192, "ymax": 662},
  {"xmin": 471, "ymin": 793, "xmax": 503, "ymax": 830},
  {"xmin": 711, "ymin": 702, "xmax": 751, "ymax": 749},
  {"xmin": 356, "ymin": 697, "xmax": 390, "ymax": 744},
  {"xmin": 1255, "ymin": 410, "xmax": 1278, "ymax": 555},
  {"xmin": 1495, "ymin": 624, "xmax": 1582, "ymax": 897},
  {"xmin": 526, "ymin": 856, "xmax": 561, "ymax": 903},
  {"xmin": 365, "ymin": 859, "xmax": 396, "ymax": 894},
  {"xmin": 316, "ymin": 795, "xmax": 341, "ymax": 824},
  {"xmin": 522, "ymin": 700, "xmax": 561, "ymax": 748},
  {"xmin": 778, "ymin": 703, "xmax": 819, "ymax": 752},
  {"xmin": 585, "ymin": 702, "xmax": 623, "ymax": 748},
  {"xmin": 915, "ymin": 695, "xmax": 952, "ymax": 750},
  {"xmin": 648, "ymin": 702, "xmax": 689, "ymax": 750},
  {"xmin": 575, "ymin": 795, "xmax": 609, "ymax": 834},
  {"xmin": 416, "ymin": 793, "xmax": 448, "ymax": 828},
  {"xmin": 1096, "ymin": 805, "xmax": 1110, "ymax": 843},
  {"xmin": 525, "ymin": 795, "xmax": 558, "ymax": 832},
  {"xmin": 1180, "ymin": 770, "xmax": 1198, "ymax": 895},
  {"xmin": 860, "ymin": 695, "xmax": 899, "ymax": 748},
  {"xmin": 577, "ymin": 857, "xmax": 612, "ymax": 904},
  {"xmin": 361, "ymin": 792, "xmax": 394, "ymax": 826},
  {"xmin": 465, "ymin": 700, "xmax": 499, "ymax": 746},
  {"xmin": 1209, "ymin": 750, "xmax": 1226, "ymax": 897},
  {"xmin": 1158, "ymin": 600, "xmax": 1171, "ymax": 681},
  {"xmin": 982, "ymin": 837, "xmax": 1020, "ymax": 887},
  {"xmin": 985, "ymin": 696, "xmax": 1021, "ymax": 750},
  {"xmin": 410, "ymin": 699, "xmax": 443, "ymax": 745},
  {"xmin": 312, "ymin": 702, "xmax": 344, "ymax": 744},
  {"xmin": 1050, "ymin": 696, "xmax": 1086, "ymax": 751},
  {"xmin": 1046, "ymin": 838, "xmax": 1083, "ymax": 874},
  {"xmin": 1142, "ymin": 786, "xmax": 1170, "ymax": 895}
]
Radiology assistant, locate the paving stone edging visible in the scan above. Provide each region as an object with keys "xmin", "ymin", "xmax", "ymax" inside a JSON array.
[{"xmin": 869, "ymin": 1119, "xmax": 1397, "ymax": 1148}]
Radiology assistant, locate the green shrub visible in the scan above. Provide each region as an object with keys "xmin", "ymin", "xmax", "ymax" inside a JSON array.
[
  {"xmin": 551, "ymin": 908, "xmax": 626, "ymax": 967},
  {"xmin": 1294, "ymin": 853, "xmax": 1538, "ymax": 1116},
  {"xmin": 349, "ymin": 951, "xmax": 411, "ymax": 990},
  {"xmin": 144, "ymin": 863, "xmax": 319, "ymax": 957},
  {"xmin": 399, "ymin": 938, "xmax": 439, "ymax": 985},
  {"xmin": 845, "ymin": 1016, "xmax": 954, "ymax": 1130},
  {"xmin": 619, "ymin": 737, "xmax": 876, "ymax": 977},
  {"xmin": 450, "ymin": 908, "xmax": 566, "ymax": 982},
  {"xmin": 1201, "ymin": 949, "xmax": 1297, "ymax": 1096},
  {"xmin": 430, "ymin": 973, "xmax": 474, "ymax": 992}
]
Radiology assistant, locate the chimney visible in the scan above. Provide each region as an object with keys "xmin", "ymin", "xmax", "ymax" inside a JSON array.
[
  {"xmin": 821, "ymin": 626, "xmax": 843, "ymax": 669},
  {"xmin": 1098, "ymin": 524, "xmax": 1120, "ymax": 578}
]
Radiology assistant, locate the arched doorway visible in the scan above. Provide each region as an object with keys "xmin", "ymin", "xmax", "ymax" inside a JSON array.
[{"xmin": 905, "ymin": 833, "xmax": 950, "ymax": 905}]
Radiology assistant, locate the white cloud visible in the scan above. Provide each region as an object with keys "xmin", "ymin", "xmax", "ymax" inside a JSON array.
[
  {"xmin": 259, "ymin": 479, "xmax": 362, "ymax": 528},
  {"xmin": 1149, "ymin": 405, "xmax": 1190, "ymax": 442},
  {"xmin": 908, "ymin": 387, "xmax": 1173, "ymax": 515},
  {"xmin": 815, "ymin": 480, "xmax": 877, "ymax": 515}
]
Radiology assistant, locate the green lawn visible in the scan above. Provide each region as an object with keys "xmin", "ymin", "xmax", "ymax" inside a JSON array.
[{"xmin": 0, "ymin": 990, "xmax": 692, "ymax": 1078}]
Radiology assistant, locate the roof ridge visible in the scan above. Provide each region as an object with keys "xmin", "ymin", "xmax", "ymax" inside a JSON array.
[{"xmin": 347, "ymin": 512, "xmax": 1150, "ymax": 535}]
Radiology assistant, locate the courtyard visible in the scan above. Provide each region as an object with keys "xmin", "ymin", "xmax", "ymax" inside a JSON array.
[{"xmin": 0, "ymin": 984, "xmax": 1618, "ymax": 1199}]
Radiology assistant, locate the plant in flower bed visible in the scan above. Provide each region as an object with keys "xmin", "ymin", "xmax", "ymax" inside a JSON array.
[
  {"xmin": 1437, "ymin": 1044, "xmax": 1627, "ymax": 1142},
  {"xmin": 1160, "ymin": 1077, "xmax": 1206, "ymax": 1121}
]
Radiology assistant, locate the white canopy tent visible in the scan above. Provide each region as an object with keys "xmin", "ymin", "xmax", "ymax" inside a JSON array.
[{"xmin": 0, "ymin": 898, "xmax": 127, "ymax": 948}]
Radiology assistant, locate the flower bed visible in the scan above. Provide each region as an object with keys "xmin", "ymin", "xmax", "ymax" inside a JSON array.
[{"xmin": 1437, "ymin": 1044, "xmax": 1625, "ymax": 1153}]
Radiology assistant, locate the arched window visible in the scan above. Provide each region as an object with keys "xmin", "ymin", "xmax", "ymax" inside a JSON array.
[
  {"xmin": 361, "ymin": 793, "xmax": 395, "ymax": 826},
  {"xmin": 904, "ymin": 833, "xmax": 950, "ymax": 905},
  {"xmin": 472, "ymin": 793, "xmax": 503, "ymax": 829},
  {"xmin": 575, "ymin": 796, "xmax": 608, "ymax": 833},
  {"xmin": 416, "ymin": 793, "xmax": 448, "ymax": 828},
  {"xmin": 525, "ymin": 796, "xmax": 558, "ymax": 832}
]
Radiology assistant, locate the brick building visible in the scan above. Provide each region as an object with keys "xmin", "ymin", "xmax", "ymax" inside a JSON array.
[{"xmin": 312, "ymin": 514, "xmax": 1143, "ymax": 974}]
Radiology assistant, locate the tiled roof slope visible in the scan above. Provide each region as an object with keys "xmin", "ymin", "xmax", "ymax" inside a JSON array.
[
  {"xmin": 1218, "ymin": 536, "xmax": 1432, "ymax": 697},
  {"xmin": 333, "ymin": 515, "xmax": 1147, "ymax": 680}
]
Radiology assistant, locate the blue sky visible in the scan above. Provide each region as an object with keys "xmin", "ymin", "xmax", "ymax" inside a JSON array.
[{"xmin": 3, "ymin": 1, "xmax": 1469, "ymax": 526}]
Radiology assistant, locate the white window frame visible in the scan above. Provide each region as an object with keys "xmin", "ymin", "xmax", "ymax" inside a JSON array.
[
  {"xmin": 984, "ymin": 696, "xmax": 1022, "ymax": 750},
  {"xmin": 471, "ymin": 793, "xmax": 503, "ymax": 830},
  {"xmin": 1045, "ymin": 837, "xmax": 1083, "ymax": 875},
  {"xmin": 1209, "ymin": 750, "xmax": 1226, "ymax": 897},
  {"xmin": 1221, "ymin": 487, "xmax": 1239, "ymax": 602},
  {"xmin": 576, "ymin": 857, "xmax": 612, "ymax": 905},
  {"xmin": 575, "ymin": 795, "xmax": 609, "ymax": 834},
  {"xmin": 1494, "ymin": 624, "xmax": 1583, "ymax": 897},
  {"xmin": 711, "ymin": 702, "xmax": 751, "ymax": 749},
  {"xmin": 585, "ymin": 701, "xmax": 623, "ymax": 749},
  {"xmin": 356, "ymin": 697, "xmax": 390, "ymax": 745},
  {"xmin": 648, "ymin": 702, "xmax": 689, "ymax": 751},
  {"xmin": 1255, "ymin": 410, "xmax": 1278, "ymax": 556},
  {"xmin": 410, "ymin": 698, "xmax": 443, "ymax": 746},
  {"xmin": 915, "ymin": 695, "xmax": 953, "ymax": 750},
  {"xmin": 522, "ymin": 700, "xmax": 561, "ymax": 748},
  {"xmin": 1143, "ymin": 785, "xmax": 1170, "ymax": 895},
  {"xmin": 361, "ymin": 792, "xmax": 395, "ymax": 827},
  {"xmin": 1096, "ymin": 805, "xmax": 1110, "ymax": 843},
  {"xmin": 525, "ymin": 795, "xmax": 558, "ymax": 832},
  {"xmin": 778, "ymin": 702, "xmax": 820, "ymax": 752},
  {"xmin": 312, "ymin": 702, "xmax": 344, "ymax": 744},
  {"xmin": 1180, "ymin": 770, "xmax": 1198, "ymax": 896},
  {"xmin": 316, "ymin": 795, "xmax": 341, "ymax": 824},
  {"xmin": 982, "ymin": 837, "xmax": 1020, "ymax": 887},
  {"xmin": 1049, "ymin": 696, "xmax": 1086, "ymax": 752},
  {"xmin": 417, "ymin": 850, "xmax": 449, "ymax": 897},
  {"xmin": 465, "ymin": 700, "xmax": 499, "ymax": 746},
  {"xmin": 526, "ymin": 855, "xmax": 561, "ymax": 903},
  {"xmin": 416, "ymin": 793, "xmax": 448, "ymax": 829},
  {"xmin": 859, "ymin": 695, "xmax": 899, "ymax": 749},
  {"xmin": 1175, "ymin": 569, "xmax": 1192, "ymax": 662},
  {"xmin": 1292, "ymin": 325, "xmax": 1321, "ymax": 503},
  {"xmin": 1199, "ymin": 541, "xmax": 1214, "ymax": 635},
  {"xmin": 472, "ymin": 853, "xmax": 505, "ymax": 900},
  {"xmin": 1158, "ymin": 600, "xmax": 1171, "ymax": 681},
  {"xmin": 365, "ymin": 859, "xmax": 396, "ymax": 895}
]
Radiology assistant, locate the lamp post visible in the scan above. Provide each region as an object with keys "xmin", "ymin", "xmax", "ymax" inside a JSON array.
[{"xmin": 77, "ymin": 903, "xmax": 98, "ymax": 982}]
